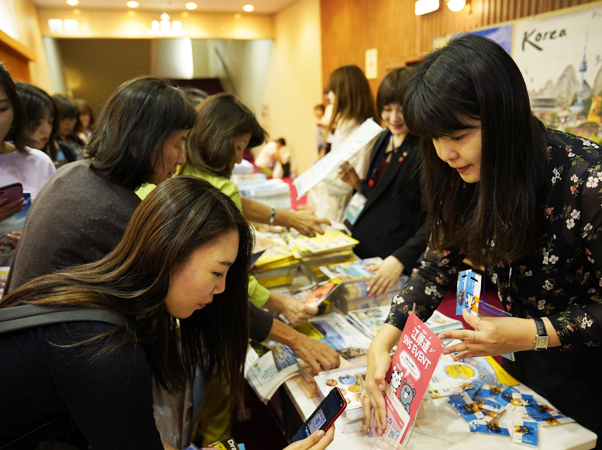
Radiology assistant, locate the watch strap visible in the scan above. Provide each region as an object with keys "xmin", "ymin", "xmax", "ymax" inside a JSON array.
[
  {"xmin": 268, "ymin": 207, "xmax": 276, "ymax": 226},
  {"xmin": 533, "ymin": 317, "xmax": 548, "ymax": 351}
]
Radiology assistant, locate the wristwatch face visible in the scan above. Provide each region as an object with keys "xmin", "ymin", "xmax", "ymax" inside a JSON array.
[{"xmin": 534, "ymin": 335, "xmax": 549, "ymax": 351}]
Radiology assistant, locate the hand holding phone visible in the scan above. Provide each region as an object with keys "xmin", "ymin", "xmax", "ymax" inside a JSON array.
[
  {"xmin": 285, "ymin": 427, "xmax": 335, "ymax": 450},
  {"xmin": 0, "ymin": 183, "xmax": 25, "ymax": 222},
  {"xmin": 292, "ymin": 387, "xmax": 346, "ymax": 443}
]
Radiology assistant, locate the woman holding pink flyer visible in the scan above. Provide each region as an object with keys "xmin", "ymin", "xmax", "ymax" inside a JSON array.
[{"xmin": 364, "ymin": 35, "xmax": 602, "ymax": 444}]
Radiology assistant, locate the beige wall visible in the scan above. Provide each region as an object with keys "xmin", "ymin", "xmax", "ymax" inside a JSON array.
[
  {"xmin": 56, "ymin": 38, "xmax": 152, "ymax": 112},
  {"xmin": 9, "ymin": 0, "xmax": 52, "ymax": 90},
  {"xmin": 263, "ymin": 0, "xmax": 322, "ymax": 176}
]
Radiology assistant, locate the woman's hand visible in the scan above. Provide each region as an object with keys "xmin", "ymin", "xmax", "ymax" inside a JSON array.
[
  {"xmin": 265, "ymin": 293, "xmax": 318, "ymax": 326},
  {"xmin": 363, "ymin": 324, "xmax": 400, "ymax": 434},
  {"xmin": 338, "ymin": 162, "xmax": 361, "ymax": 191},
  {"xmin": 285, "ymin": 427, "xmax": 335, "ymax": 450},
  {"xmin": 367, "ymin": 256, "xmax": 404, "ymax": 298},
  {"xmin": 288, "ymin": 209, "xmax": 331, "ymax": 237},
  {"xmin": 289, "ymin": 332, "xmax": 340, "ymax": 374},
  {"xmin": 438, "ymin": 310, "xmax": 560, "ymax": 359},
  {"xmin": 7, "ymin": 231, "xmax": 21, "ymax": 248},
  {"xmin": 0, "ymin": 197, "xmax": 25, "ymax": 222}
]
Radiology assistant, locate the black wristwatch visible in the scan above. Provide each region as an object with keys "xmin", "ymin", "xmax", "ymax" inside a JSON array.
[{"xmin": 533, "ymin": 317, "xmax": 548, "ymax": 351}]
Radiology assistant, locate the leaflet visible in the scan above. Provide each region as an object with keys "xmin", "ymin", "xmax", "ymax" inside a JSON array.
[{"xmin": 293, "ymin": 119, "xmax": 383, "ymax": 198}]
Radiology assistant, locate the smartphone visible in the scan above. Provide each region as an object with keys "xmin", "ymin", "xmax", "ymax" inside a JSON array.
[
  {"xmin": 292, "ymin": 387, "xmax": 347, "ymax": 442},
  {"xmin": 0, "ymin": 183, "xmax": 23, "ymax": 204}
]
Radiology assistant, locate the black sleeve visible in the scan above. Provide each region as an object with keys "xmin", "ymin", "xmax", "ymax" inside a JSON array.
[
  {"xmin": 392, "ymin": 220, "xmax": 427, "ymax": 275},
  {"xmin": 48, "ymin": 323, "xmax": 164, "ymax": 450},
  {"xmin": 249, "ymin": 302, "xmax": 273, "ymax": 342}
]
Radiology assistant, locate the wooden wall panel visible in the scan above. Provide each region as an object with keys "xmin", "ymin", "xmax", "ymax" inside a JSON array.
[
  {"xmin": 320, "ymin": 0, "xmax": 599, "ymax": 94},
  {"xmin": 0, "ymin": 47, "xmax": 30, "ymax": 82}
]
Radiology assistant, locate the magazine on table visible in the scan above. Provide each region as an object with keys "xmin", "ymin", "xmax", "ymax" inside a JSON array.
[
  {"xmin": 244, "ymin": 339, "xmax": 300, "ymax": 403},
  {"xmin": 308, "ymin": 312, "xmax": 373, "ymax": 351},
  {"xmin": 347, "ymin": 306, "xmax": 464, "ymax": 339},
  {"xmin": 319, "ymin": 257, "xmax": 382, "ymax": 280},
  {"xmin": 314, "ymin": 363, "xmax": 367, "ymax": 422}
]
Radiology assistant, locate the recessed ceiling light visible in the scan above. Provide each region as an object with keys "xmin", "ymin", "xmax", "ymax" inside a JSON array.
[
  {"xmin": 127, "ymin": 1, "xmax": 140, "ymax": 7},
  {"xmin": 66, "ymin": 0, "xmax": 79, "ymax": 6},
  {"xmin": 185, "ymin": 2, "xmax": 197, "ymax": 9},
  {"xmin": 243, "ymin": 4, "xmax": 254, "ymax": 12}
]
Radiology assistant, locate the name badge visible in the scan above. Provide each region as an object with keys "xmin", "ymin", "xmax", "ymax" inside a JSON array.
[{"xmin": 344, "ymin": 192, "xmax": 367, "ymax": 225}]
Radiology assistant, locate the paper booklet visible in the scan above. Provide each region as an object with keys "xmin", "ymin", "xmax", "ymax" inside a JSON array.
[
  {"xmin": 314, "ymin": 363, "xmax": 367, "ymax": 422},
  {"xmin": 319, "ymin": 257, "xmax": 382, "ymax": 280},
  {"xmin": 347, "ymin": 306, "xmax": 464, "ymax": 339},
  {"xmin": 294, "ymin": 118, "xmax": 383, "ymax": 198},
  {"xmin": 244, "ymin": 340, "xmax": 300, "ymax": 403},
  {"xmin": 367, "ymin": 313, "xmax": 445, "ymax": 447},
  {"xmin": 283, "ymin": 280, "xmax": 342, "ymax": 308},
  {"xmin": 307, "ymin": 312, "xmax": 373, "ymax": 351}
]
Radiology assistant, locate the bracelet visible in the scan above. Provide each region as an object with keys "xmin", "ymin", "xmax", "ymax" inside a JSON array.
[{"xmin": 268, "ymin": 207, "xmax": 276, "ymax": 226}]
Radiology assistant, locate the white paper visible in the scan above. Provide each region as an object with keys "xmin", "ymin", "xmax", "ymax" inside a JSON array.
[{"xmin": 293, "ymin": 118, "xmax": 383, "ymax": 198}]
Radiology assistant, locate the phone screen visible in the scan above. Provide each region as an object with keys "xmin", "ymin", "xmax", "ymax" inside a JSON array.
[{"xmin": 292, "ymin": 387, "xmax": 346, "ymax": 442}]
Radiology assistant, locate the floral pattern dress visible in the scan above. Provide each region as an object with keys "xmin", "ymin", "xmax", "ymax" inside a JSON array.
[
  {"xmin": 386, "ymin": 128, "xmax": 602, "ymax": 348},
  {"xmin": 383, "ymin": 128, "xmax": 602, "ymax": 436}
]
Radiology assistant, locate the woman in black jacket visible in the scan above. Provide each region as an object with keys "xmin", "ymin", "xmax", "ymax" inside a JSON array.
[{"xmin": 340, "ymin": 67, "xmax": 426, "ymax": 298}]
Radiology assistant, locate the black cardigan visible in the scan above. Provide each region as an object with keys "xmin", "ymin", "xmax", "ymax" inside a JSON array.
[{"xmin": 348, "ymin": 130, "xmax": 427, "ymax": 274}]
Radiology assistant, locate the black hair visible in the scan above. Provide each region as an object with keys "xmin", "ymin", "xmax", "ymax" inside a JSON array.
[
  {"xmin": 0, "ymin": 62, "xmax": 29, "ymax": 154},
  {"xmin": 16, "ymin": 81, "xmax": 60, "ymax": 157},
  {"xmin": 376, "ymin": 67, "xmax": 414, "ymax": 116},
  {"xmin": 86, "ymin": 76, "xmax": 197, "ymax": 190},
  {"xmin": 276, "ymin": 138, "xmax": 286, "ymax": 146},
  {"xmin": 403, "ymin": 35, "xmax": 545, "ymax": 265}
]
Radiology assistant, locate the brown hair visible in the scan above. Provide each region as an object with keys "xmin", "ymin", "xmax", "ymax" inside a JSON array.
[
  {"xmin": 184, "ymin": 93, "xmax": 266, "ymax": 178},
  {"xmin": 325, "ymin": 65, "xmax": 377, "ymax": 136},
  {"xmin": 0, "ymin": 176, "xmax": 253, "ymax": 404},
  {"xmin": 86, "ymin": 76, "xmax": 197, "ymax": 190}
]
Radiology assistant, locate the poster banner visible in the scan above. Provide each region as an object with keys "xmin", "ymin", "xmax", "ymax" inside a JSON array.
[{"xmin": 512, "ymin": 5, "xmax": 602, "ymax": 138}]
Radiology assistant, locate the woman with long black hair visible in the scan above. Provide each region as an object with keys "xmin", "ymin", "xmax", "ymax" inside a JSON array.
[
  {"xmin": 363, "ymin": 35, "xmax": 602, "ymax": 443},
  {"xmin": 0, "ymin": 177, "xmax": 335, "ymax": 450}
]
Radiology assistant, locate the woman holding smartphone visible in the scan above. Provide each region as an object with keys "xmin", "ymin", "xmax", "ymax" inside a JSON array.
[
  {"xmin": 0, "ymin": 64, "xmax": 55, "ymax": 207},
  {"xmin": 0, "ymin": 177, "xmax": 335, "ymax": 450},
  {"xmin": 363, "ymin": 35, "xmax": 602, "ymax": 442}
]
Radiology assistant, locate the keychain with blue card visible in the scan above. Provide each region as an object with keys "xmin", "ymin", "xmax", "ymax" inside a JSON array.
[{"xmin": 456, "ymin": 269, "xmax": 481, "ymax": 316}]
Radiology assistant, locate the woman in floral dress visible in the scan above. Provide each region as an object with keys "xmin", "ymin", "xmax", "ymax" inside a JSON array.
[{"xmin": 363, "ymin": 35, "xmax": 602, "ymax": 443}]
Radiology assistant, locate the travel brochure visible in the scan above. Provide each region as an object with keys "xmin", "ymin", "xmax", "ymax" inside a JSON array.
[
  {"xmin": 293, "ymin": 118, "xmax": 383, "ymax": 198},
  {"xmin": 347, "ymin": 306, "xmax": 464, "ymax": 339},
  {"xmin": 319, "ymin": 257, "xmax": 382, "ymax": 280}
]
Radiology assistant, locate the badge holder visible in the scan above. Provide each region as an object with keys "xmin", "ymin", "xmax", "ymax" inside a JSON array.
[{"xmin": 344, "ymin": 192, "xmax": 367, "ymax": 225}]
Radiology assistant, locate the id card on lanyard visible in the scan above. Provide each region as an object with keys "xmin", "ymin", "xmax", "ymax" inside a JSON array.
[
  {"xmin": 343, "ymin": 134, "xmax": 392, "ymax": 225},
  {"xmin": 344, "ymin": 192, "xmax": 367, "ymax": 225}
]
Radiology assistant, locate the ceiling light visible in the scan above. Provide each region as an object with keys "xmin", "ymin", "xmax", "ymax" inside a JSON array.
[
  {"xmin": 415, "ymin": 0, "xmax": 439, "ymax": 15},
  {"xmin": 243, "ymin": 4, "xmax": 254, "ymax": 12},
  {"xmin": 66, "ymin": 0, "xmax": 79, "ymax": 6},
  {"xmin": 127, "ymin": 1, "xmax": 140, "ymax": 7},
  {"xmin": 447, "ymin": 0, "xmax": 466, "ymax": 12},
  {"xmin": 185, "ymin": 2, "xmax": 197, "ymax": 9}
]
